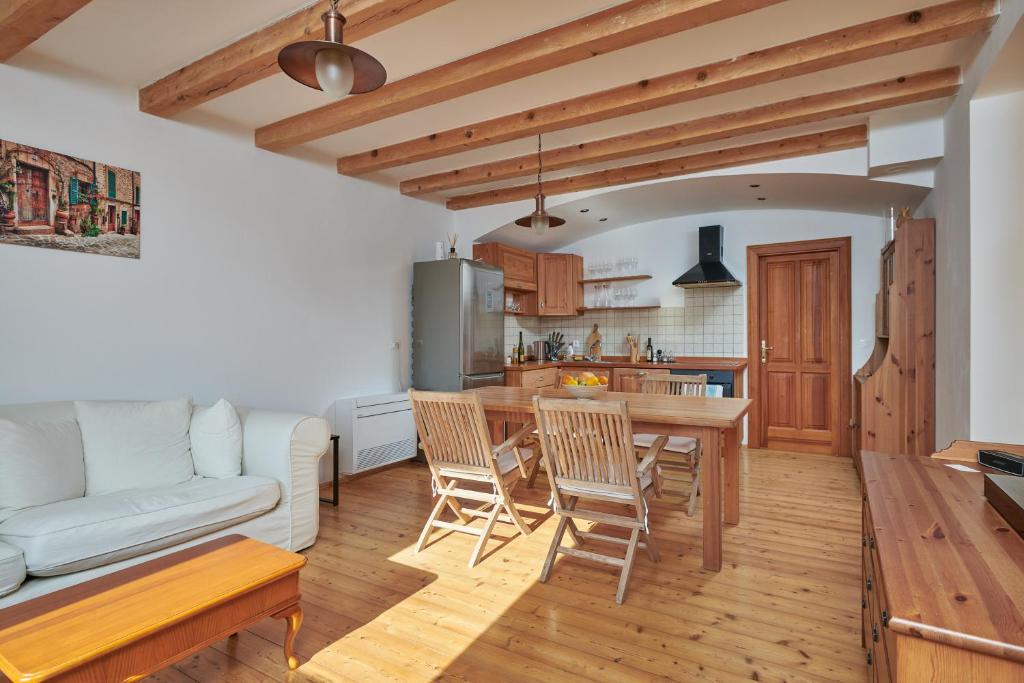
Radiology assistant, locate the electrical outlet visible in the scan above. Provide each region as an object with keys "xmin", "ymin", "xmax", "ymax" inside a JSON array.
[{"xmin": 391, "ymin": 341, "xmax": 400, "ymax": 350}]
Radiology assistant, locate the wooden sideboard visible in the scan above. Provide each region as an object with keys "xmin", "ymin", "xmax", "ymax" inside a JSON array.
[{"xmin": 860, "ymin": 450, "xmax": 1024, "ymax": 681}]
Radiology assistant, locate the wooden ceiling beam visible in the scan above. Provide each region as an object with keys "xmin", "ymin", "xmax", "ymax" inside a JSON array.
[
  {"xmin": 340, "ymin": 0, "xmax": 997, "ymax": 176},
  {"xmin": 254, "ymin": 0, "xmax": 786, "ymax": 150},
  {"xmin": 139, "ymin": 0, "xmax": 456, "ymax": 118},
  {"xmin": 402, "ymin": 67, "xmax": 961, "ymax": 196},
  {"xmin": 445, "ymin": 125, "xmax": 868, "ymax": 210},
  {"xmin": 0, "ymin": 0, "xmax": 91, "ymax": 62}
]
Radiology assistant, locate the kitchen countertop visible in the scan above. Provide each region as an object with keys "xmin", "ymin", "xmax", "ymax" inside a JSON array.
[{"xmin": 505, "ymin": 356, "xmax": 748, "ymax": 372}]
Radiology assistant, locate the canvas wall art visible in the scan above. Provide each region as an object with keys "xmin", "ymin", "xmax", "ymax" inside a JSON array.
[{"xmin": 0, "ymin": 140, "xmax": 140, "ymax": 259}]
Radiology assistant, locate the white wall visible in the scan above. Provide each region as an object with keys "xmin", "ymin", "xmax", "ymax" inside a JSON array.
[
  {"xmin": 969, "ymin": 89, "xmax": 1024, "ymax": 442},
  {"xmin": 0, "ymin": 61, "xmax": 450, "ymax": 416},
  {"xmin": 915, "ymin": 2, "xmax": 1024, "ymax": 448},
  {"xmin": 555, "ymin": 209, "xmax": 886, "ymax": 370}
]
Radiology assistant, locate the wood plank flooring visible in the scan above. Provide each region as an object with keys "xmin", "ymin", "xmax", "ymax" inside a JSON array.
[{"xmin": 154, "ymin": 449, "xmax": 865, "ymax": 682}]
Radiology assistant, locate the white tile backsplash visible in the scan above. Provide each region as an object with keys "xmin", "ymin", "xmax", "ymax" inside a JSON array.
[{"xmin": 504, "ymin": 288, "xmax": 746, "ymax": 359}]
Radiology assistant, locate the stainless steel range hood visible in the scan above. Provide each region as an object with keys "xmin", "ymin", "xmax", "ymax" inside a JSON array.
[{"xmin": 672, "ymin": 225, "xmax": 741, "ymax": 289}]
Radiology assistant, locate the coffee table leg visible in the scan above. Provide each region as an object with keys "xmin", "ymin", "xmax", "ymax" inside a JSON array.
[{"xmin": 274, "ymin": 604, "xmax": 303, "ymax": 670}]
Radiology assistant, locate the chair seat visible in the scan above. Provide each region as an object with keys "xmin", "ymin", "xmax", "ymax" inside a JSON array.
[
  {"xmin": 557, "ymin": 473, "xmax": 653, "ymax": 500},
  {"xmin": 497, "ymin": 447, "xmax": 535, "ymax": 475},
  {"xmin": 633, "ymin": 433, "xmax": 697, "ymax": 454}
]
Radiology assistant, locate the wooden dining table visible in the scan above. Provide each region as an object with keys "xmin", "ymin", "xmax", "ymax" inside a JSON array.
[{"xmin": 467, "ymin": 386, "xmax": 752, "ymax": 571}]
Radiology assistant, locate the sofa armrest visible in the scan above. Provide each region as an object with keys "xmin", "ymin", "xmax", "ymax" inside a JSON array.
[
  {"xmin": 240, "ymin": 411, "xmax": 329, "ymax": 551},
  {"xmin": 0, "ymin": 541, "xmax": 26, "ymax": 598}
]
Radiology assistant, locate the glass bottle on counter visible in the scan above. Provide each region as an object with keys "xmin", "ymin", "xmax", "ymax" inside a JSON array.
[
  {"xmin": 517, "ymin": 332, "xmax": 525, "ymax": 364},
  {"xmin": 646, "ymin": 337, "xmax": 654, "ymax": 363}
]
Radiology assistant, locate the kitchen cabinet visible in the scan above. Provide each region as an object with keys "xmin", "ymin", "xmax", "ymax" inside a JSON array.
[
  {"xmin": 537, "ymin": 253, "xmax": 582, "ymax": 317},
  {"xmin": 473, "ymin": 243, "xmax": 537, "ymax": 291},
  {"xmin": 612, "ymin": 367, "xmax": 669, "ymax": 392}
]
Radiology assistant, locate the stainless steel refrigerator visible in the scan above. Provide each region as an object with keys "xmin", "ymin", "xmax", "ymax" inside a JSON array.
[{"xmin": 412, "ymin": 259, "xmax": 506, "ymax": 390}]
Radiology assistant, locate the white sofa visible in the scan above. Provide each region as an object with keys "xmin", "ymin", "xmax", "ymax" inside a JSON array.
[{"xmin": 0, "ymin": 400, "xmax": 329, "ymax": 608}]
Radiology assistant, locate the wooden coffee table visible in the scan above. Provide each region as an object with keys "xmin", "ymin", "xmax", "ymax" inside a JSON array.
[{"xmin": 0, "ymin": 535, "xmax": 306, "ymax": 682}]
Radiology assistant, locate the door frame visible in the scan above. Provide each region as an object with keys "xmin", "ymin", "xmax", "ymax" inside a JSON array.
[{"xmin": 746, "ymin": 237, "xmax": 852, "ymax": 457}]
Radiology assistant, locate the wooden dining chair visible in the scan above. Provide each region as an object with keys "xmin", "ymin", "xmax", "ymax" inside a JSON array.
[
  {"xmin": 633, "ymin": 374, "xmax": 707, "ymax": 516},
  {"xmin": 526, "ymin": 369, "xmax": 612, "ymax": 489},
  {"xmin": 532, "ymin": 395, "xmax": 666, "ymax": 604},
  {"xmin": 408, "ymin": 390, "xmax": 536, "ymax": 568}
]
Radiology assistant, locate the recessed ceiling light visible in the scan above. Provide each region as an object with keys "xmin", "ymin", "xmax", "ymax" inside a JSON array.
[
  {"xmin": 599, "ymin": 217, "xmax": 608, "ymax": 222},
  {"xmin": 749, "ymin": 184, "xmax": 760, "ymax": 188},
  {"xmin": 757, "ymin": 197, "xmax": 767, "ymax": 201},
  {"xmin": 580, "ymin": 208, "xmax": 590, "ymax": 213}
]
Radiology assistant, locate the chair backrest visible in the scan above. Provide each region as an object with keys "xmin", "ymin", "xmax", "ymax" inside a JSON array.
[
  {"xmin": 642, "ymin": 373, "xmax": 707, "ymax": 397},
  {"xmin": 532, "ymin": 396, "xmax": 641, "ymax": 496},
  {"xmin": 408, "ymin": 390, "xmax": 493, "ymax": 471}
]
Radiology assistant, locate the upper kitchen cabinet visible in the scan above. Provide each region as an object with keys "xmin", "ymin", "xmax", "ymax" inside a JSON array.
[
  {"xmin": 473, "ymin": 243, "xmax": 537, "ymax": 291},
  {"xmin": 538, "ymin": 253, "xmax": 582, "ymax": 317}
]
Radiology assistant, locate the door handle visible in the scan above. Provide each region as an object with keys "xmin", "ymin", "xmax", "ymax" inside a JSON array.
[{"xmin": 760, "ymin": 339, "xmax": 774, "ymax": 364}]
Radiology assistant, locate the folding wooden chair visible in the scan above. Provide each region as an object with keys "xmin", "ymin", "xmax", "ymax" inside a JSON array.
[
  {"xmin": 525, "ymin": 368, "xmax": 611, "ymax": 489},
  {"xmin": 532, "ymin": 395, "xmax": 666, "ymax": 604},
  {"xmin": 408, "ymin": 390, "xmax": 536, "ymax": 568},
  {"xmin": 633, "ymin": 374, "xmax": 706, "ymax": 516}
]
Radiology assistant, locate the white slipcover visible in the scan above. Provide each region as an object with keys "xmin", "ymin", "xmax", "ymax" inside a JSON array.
[
  {"xmin": 75, "ymin": 399, "xmax": 196, "ymax": 495},
  {"xmin": 0, "ymin": 476, "xmax": 280, "ymax": 577},
  {"xmin": 0, "ymin": 542, "xmax": 25, "ymax": 597},
  {"xmin": 0, "ymin": 419, "xmax": 85, "ymax": 520},
  {"xmin": 0, "ymin": 401, "xmax": 328, "ymax": 608}
]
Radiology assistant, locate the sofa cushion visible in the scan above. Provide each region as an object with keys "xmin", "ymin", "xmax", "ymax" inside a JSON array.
[
  {"xmin": 190, "ymin": 399, "xmax": 243, "ymax": 479},
  {"xmin": 0, "ymin": 419, "xmax": 86, "ymax": 520},
  {"xmin": 0, "ymin": 476, "xmax": 280, "ymax": 577},
  {"xmin": 75, "ymin": 399, "xmax": 195, "ymax": 495},
  {"xmin": 0, "ymin": 542, "xmax": 25, "ymax": 598}
]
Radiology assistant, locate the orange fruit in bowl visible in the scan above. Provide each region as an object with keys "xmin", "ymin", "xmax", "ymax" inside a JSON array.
[
  {"xmin": 598, "ymin": 375, "xmax": 609, "ymax": 385},
  {"xmin": 562, "ymin": 375, "xmax": 578, "ymax": 386}
]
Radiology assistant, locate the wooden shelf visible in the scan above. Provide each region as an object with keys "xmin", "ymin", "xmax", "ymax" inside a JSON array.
[
  {"xmin": 503, "ymin": 308, "xmax": 526, "ymax": 315},
  {"xmin": 579, "ymin": 274, "xmax": 652, "ymax": 285},
  {"xmin": 577, "ymin": 305, "xmax": 661, "ymax": 313}
]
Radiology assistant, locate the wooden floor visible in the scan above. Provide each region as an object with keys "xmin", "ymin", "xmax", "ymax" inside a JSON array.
[{"xmin": 153, "ymin": 449, "xmax": 866, "ymax": 682}]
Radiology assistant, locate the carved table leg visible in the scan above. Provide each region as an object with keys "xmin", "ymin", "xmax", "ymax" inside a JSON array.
[{"xmin": 274, "ymin": 603, "xmax": 303, "ymax": 670}]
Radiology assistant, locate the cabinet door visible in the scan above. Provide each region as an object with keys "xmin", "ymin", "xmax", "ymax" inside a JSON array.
[
  {"xmin": 500, "ymin": 246, "xmax": 537, "ymax": 290},
  {"xmin": 538, "ymin": 254, "xmax": 581, "ymax": 316}
]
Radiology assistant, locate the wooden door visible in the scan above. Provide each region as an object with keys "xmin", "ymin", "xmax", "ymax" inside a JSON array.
[
  {"xmin": 107, "ymin": 206, "xmax": 116, "ymax": 232},
  {"xmin": 537, "ymin": 254, "xmax": 582, "ymax": 316},
  {"xmin": 748, "ymin": 238, "xmax": 851, "ymax": 455},
  {"xmin": 16, "ymin": 165, "xmax": 49, "ymax": 223}
]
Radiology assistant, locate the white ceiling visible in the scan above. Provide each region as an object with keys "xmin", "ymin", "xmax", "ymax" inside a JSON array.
[
  {"xmin": 13, "ymin": 0, "xmax": 988, "ymax": 222},
  {"xmin": 477, "ymin": 171, "xmax": 930, "ymax": 250}
]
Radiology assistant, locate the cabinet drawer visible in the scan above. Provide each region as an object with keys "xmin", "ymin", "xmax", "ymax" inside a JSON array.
[{"xmin": 522, "ymin": 368, "xmax": 557, "ymax": 388}]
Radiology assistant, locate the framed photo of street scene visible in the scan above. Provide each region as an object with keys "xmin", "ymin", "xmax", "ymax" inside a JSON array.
[{"xmin": 0, "ymin": 139, "xmax": 140, "ymax": 259}]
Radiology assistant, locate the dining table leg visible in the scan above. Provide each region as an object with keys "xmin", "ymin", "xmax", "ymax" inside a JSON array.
[
  {"xmin": 724, "ymin": 424, "xmax": 741, "ymax": 525},
  {"xmin": 700, "ymin": 426, "xmax": 722, "ymax": 572}
]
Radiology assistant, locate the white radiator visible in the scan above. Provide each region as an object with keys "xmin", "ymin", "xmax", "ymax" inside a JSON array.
[{"xmin": 332, "ymin": 393, "xmax": 417, "ymax": 475}]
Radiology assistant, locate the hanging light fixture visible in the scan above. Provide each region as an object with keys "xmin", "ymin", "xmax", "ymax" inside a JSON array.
[
  {"xmin": 515, "ymin": 135, "xmax": 564, "ymax": 236},
  {"xmin": 277, "ymin": 0, "xmax": 387, "ymax": 99}
]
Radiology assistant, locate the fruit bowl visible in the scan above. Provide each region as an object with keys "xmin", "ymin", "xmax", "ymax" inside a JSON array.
[
  {"xmin": 560, "ymin": 370, "xmax": 610, "ymax": 398},
  {"xmin": 563, "ymin": 384, "xmax": 608, "ymax": 399}
]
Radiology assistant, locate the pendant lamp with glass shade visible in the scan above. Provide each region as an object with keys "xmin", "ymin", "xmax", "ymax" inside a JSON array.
[
  {"xmin": 277, "ymin": 0, "xmax": 387, "ymax": 99},
  {"xmin": 515, "ymin": 135, "xmax": 564, "ymax": 236}
]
